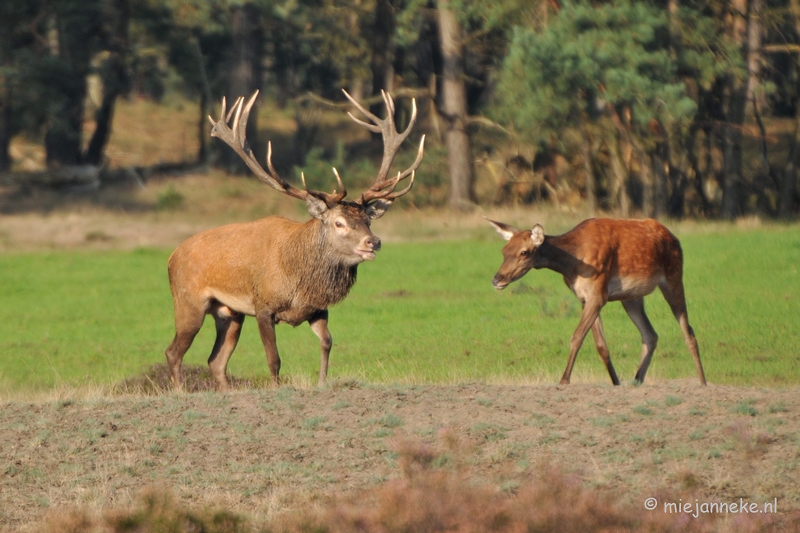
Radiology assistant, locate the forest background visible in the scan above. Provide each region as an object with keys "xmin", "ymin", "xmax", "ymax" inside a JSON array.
[{"xmin": 1, "ymin": 0, "xmax": 800, "ymax": 219}]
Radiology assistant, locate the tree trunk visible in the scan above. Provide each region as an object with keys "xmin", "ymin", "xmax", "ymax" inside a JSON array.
[
  {"xmin": 223, "ymin": 2, "xmax": 263, "ymax": 173},
  {"xmin": 683, "ymin": 124, "xmax": 711, "ymax": 216},
  {"xmin": 44, "ymin": 3, "xmax": 100, "ymax": 168},
  {"xmin": 606, "ymin": 130, "xmax": 631, "ymax": 217},
  {"xmin": 0, "ymin": 79, "xmax": 10, "ymax": 172},
  {"xmin": 746, "ymin": 0, "xmax": 764, "ymax": 115},
  {"xmin": 640, "ymin": 152, "xmax": 655, "ymax": 218},
  {"xmin": 84, "ymin": 0, "xmax": 129, "ymax": 166},
  {"xmin": 627, "ymin": 131, "xmax": 655, "ymax": 218},
  {"xmin": 778, "ymin": 103, "xmax": 800, "ymax": 217},
  {"xmin": 779, "ymin": 0, "xmax": 800, "ymax": 217},
  {"xmin": 45, "ymin": 75, "xmax": 87, "ymax": 167},
  {"xmin": 652, "ymin": 141, "xmax": 671, "ymax": 219},
  {"xmin": 370, "ymin": 0, "xmax": 395, "ymax": 122},
  {"xmin": 437, "ymin": 0, "xmax": 475, "ymax": 209},
  {"xmin": 193, "ymin": 36, "xmax": 213, "ymax": 165},
  {"xmin": 579, "ymin": 120, "xmax": 596, "ymax": 215},
  {"xmin": 721, "ymin": 0, "xmax": 749, "ymax": 219}
]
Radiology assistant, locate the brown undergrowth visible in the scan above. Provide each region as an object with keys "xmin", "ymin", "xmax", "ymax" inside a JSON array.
[
  {"xmin": 114, "ymin": 364, "xmax": 267, "ymax": 395},
  {"xmin": 36, "ymin": 432, "xmax": 797, "ymax": 533}
]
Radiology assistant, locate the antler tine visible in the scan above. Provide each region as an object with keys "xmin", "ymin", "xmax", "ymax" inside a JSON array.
[
  {"xmin": 331, "ymin": 168, "xmax": 347, "ymax": 197},
  {"xmin": 381, "ymin": 90, "xmax": 396, "ymax": 129},
  {"xmin": 210, "ymin": 91, "xmax": 307, "ymax": 201},
  {"xmin": 343, "ymin": 89, "xmax": 382, "ymax": 131},
  {"xmin": 343, "ymin": 88, "xmax": 424, "ymax": 206},
  {"xmin": 399, "ymin": 97, "xmax": 418, "ymax": 143},
  {"xmin": 300, "ymin": 167, "xmax": 348, "ymax": 206},
  {"xmin": 265, "ymin": 140, "xmax": 284, "ymax": 183},
  {"xmin": 359, "ymin": 134, "xmax": 425, "ymax": 203},
  {"xmin": 208, "ymin": 91, "xmax": 349, "ymax": 207},
  {"xmin": 384, "ymin": 170, "xmax": 415, "ymax": 201},
  {"xmin": 236, "ymin": 91, "xmax": 259, "ymax": 143},
  {"xmin": 319, "ymin": 168, "xmax": 347, "ymax": 204},
  {"xmin": 226, "ymin": 96, "xmax": 241, "ymax": 123}
]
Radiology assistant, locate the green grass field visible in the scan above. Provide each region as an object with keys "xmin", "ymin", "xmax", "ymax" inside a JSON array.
[{"xmin": 1, "ymin": 225, "xmax": 798, "ymax": 395}]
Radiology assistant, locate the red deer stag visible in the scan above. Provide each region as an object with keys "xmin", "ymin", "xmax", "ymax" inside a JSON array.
[
  {"xmin": 485, "ymin": 217, "xmax": 706, "ymax": 386},
  {"xmin": 165, "ymin": 90, "xmax": 425, "ymax": 391}
]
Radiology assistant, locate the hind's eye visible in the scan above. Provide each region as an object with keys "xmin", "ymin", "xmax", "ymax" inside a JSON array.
[
  {"xmin": 520, "ymin": 250, "xmax": 528, "ymax": 256},
  {"xmin": 335, "ymin": 221, "xmax": 344, "ymax": 228}
]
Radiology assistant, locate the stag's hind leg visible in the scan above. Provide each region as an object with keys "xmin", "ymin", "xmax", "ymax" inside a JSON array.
[
  {"xmin": 622, "ymin": 298, "xmax": 659, "ymax": 384},
  {"xmin": 590, "ymin": 315, "xmax": 621, "ymax": 385},
  {"xmin": 208, "ymin": 303, "xmax": 245, "ymax": 392},
  {"xmin": 659, "ymin": 279, "xmax": 707, "ymax": 385},
  {"xmin": 166, "ymin": 299, "xmax": 206, "ymax": 391}
]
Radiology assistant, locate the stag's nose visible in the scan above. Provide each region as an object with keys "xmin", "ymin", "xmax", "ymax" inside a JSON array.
[
  {"xmin": 492, "ymin": 274, "xmax": 507, "ymax": 290},
  {"xmin": 366, "ymin": 235, "xmax": 381, "ymax": 251}
]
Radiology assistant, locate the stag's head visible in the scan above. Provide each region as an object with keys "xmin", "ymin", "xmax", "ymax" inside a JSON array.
[
  {"xmin": 209, "ymin": 90, "xmax": 425, "ymax": 266},
  {"xmin": 485, "ymin": 218, "xmax": 545, "ymax": 290}
]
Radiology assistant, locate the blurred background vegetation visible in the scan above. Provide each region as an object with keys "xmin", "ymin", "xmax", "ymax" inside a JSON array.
[{"xmin": 1, "ymin": 0, "xmax": 799, "ymax": 219}]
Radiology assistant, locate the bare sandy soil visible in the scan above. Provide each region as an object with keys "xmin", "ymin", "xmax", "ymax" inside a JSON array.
[{"xmin": 2, "ymin": 379, "xmax": 798, "ymax": 531}]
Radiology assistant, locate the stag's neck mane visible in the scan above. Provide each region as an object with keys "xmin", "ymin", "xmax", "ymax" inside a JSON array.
[{"xmin": 281, "ymin": 218, "xmax": 358, "ymax": 309}]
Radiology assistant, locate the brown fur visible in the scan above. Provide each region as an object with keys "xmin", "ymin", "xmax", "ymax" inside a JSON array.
[
  {"xmin": 487, "ymin": 217, "xmax": 706, "ymax": 386},
  {"xmin": 166, "ymin": 204, "xmax": 379, "ymax": 391},
  {"xmin": 168, "ymin": 90, "xmax": 424, "ymax": 391}
]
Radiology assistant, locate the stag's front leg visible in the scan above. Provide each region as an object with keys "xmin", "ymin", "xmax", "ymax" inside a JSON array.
[
  {"xmin": 309, "ymin": 310, "xmax": 332, "ymax": 386},
  {"xmin": 256, "ymin": 311, "xmax": 281, "ymax": 385}
]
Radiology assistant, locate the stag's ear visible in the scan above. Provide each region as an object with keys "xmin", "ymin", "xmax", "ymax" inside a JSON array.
[
  {"xmin": 531, "ymin": 224, "xmax": 545, "ymax": 246},
  {"xmin": 305, "ymin": 196, "xmax": 330, "ymax": 219},
  {"xmin": 365, "ymin": 199, "xmax": 392, "ymax": 220},
  {"xmin": 485, "ymin": 217, "xmax": 518, "ymax": 241}
]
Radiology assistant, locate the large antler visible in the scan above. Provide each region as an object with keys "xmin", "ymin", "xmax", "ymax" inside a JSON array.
[
  {"xmin": 209, "ymin": 91, "xmax": 346, "ymax": 207},
  {"xmin": 343, "ymin": 90, "xmax": 425, "ymax": 205}
]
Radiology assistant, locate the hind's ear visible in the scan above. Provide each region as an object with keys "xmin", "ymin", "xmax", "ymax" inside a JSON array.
[
  {"xmin": 485, "ymin": 217, "xmax": 518, "ymax": 241},
  {"xmin": 531, "ymin": 224, "xmax": 545, "ymax": 246}
]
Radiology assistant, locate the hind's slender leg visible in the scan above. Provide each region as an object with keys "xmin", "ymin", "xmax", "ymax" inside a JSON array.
[
  {"xmin": 590, "ymin": 315, "xmax": 620, "ymax": 385},
  {"xmin": 622, "ymin": 298, "xmax": 659, "ymax": 384},
  {"xmin": 659, "ymin": 279, "xmax": 706, "ymax": 385},
  {"xmin": 208, "ymin": 304, "xmax": 245, "ymax": 391},
  {"xmin": 309, "ymin": 310, "xmax": 332, "ymax": 386},
  {"xmin": 561, "ymin": 296, "xmax": 605, "ymax": 385}
]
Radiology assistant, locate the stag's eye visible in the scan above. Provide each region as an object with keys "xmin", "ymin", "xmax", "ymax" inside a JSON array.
[
  {"xmin": 520, "ymin": 250, "xmax": 529, "ymax": 256},
  {"xmin": 335, "ymin": 221, "xmax": 345, "ymax": 228}
]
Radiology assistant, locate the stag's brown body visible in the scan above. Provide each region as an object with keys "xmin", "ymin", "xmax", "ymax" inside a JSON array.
[
  {"xmin": 166, "ymin": 90, "xmax": 424, "ymax": 391},
  {"xmin": 169, "ymin": 216, "xmax": 358, "ymax": 326},
  {"xmin": 487, "ymin": 217, "xmax": 706, "ymax": 386}
]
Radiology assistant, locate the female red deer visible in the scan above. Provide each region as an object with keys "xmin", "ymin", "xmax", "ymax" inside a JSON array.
[
  {"xmin": 486, "ymin": 217, "xmax": 706, "ymax": 386},
  {"xmin": 166, "ymin": 91, "xmax": 424, "ymax": 391}
]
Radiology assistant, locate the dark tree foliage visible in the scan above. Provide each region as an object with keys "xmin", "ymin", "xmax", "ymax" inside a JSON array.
[{"xmin": 1, "ymin": 0, "xmax": 798, "ymax": 217}]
